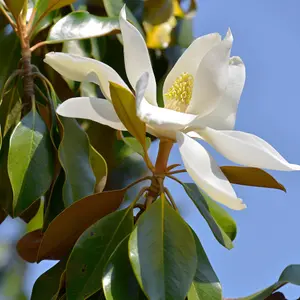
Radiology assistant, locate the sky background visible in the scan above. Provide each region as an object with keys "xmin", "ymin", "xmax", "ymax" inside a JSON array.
[{"xmin": 2, "ymin": 0, "xmax": 300, "ymax": 299}]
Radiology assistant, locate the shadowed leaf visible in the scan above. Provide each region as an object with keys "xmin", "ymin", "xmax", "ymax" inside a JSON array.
[
  {"xmin": 221, "ymin": 166, "xmax": 286, "ymax": 192},
  {"xmin": 37, "ymin": 189, "xmax": 126, "ymax": 262},
  {"xmin": 17, "ymin": 229, "xmax": 43, "ymax": 263},
  {"xmin": 66, "ymin": 208, "xmax": 133, "ymax": 299},
  {"xmin": 183, "ymin": 183, "xmax": 236, "ymax": 249}
]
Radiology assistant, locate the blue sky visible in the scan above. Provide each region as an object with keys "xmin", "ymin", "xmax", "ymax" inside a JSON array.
[
  {"xmin": 11, "ymin": 0, "xmax": 300, "ymax": 298},
  {"xmin": 171, "ymin": 0, "xmax": 300, "ymax": 297}
]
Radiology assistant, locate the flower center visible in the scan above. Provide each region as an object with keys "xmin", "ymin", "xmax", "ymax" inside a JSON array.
[{"xmin": 164, "ymin": 72, "xmax": 194, "ymax": 112}]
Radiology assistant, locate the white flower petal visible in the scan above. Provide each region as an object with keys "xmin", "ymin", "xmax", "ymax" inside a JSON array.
[
  {"xmin": 56, "ymin": 97, "xmax": 126, "ymax": 131},
  {"xmin": 199, "ymin": 127, "xmax": 300, "ymax": 171},
  {"xmin": 162, "ymin": 33, "xmax": 222, "ymax": 100},
  {"xmin": 119, "ymin": 6, "xmax": 157, "ymax": 106},
  {"xmin": 187, "ymin": 56, "xmax": 246, "ymax": 130},
  {"xmin": 176, "ymin": 132, "xmax": 246, "ymax": 210},
  {"xmin": 136, "ymin": 95, "xmax": 197, "ymax": 132},
  {"xmin": 186, "ymin": 35, "xmax": 233, "ymax": 117},
  {"xmin": 44, "ymin": 52, "xmax": 129, "ymax": 100}
]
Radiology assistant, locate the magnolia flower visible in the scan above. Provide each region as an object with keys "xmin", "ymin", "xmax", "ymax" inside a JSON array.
[{"xmin": 44, "ymin": 6, "xmax": 300, "ymax": 211}]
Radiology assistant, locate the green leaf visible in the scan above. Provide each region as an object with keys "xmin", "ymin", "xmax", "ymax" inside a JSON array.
[
  {"xmin": 66, "ymin": 208, "xmax": 134, "ymax": 299},
  {"xmin": 177, "ymin": 18, "xmax": 194, "ymax": 48},
  {"xmin": 0, "ymin": 81, "xmax": 21, "ymax": 138},
  {"xmin": 58, "ymin": 116, "xmax": 96, "ymax": 206},
  {"xmin": 103, "ymin": 235, "xmax": 147, "ymax": 300},
  {"xmin": 183, "ymin": 183, "xmax": 236, "ymax": 249},
  {"xmin": 103, "ymin": 0, "xmax": 144, "ymax": 36},
  {"xmin": 31, "ymin": 259, "xmax": 66, "ymax": 300},
  {"xmin": 0, "ymin": 27, "xmax": 20, "ymax": 94},
  {"xmin": 47, "ymin": 12, "xmax": 120, "ymax": 44},
  {"xmin": 188, "ymin": 231, "xmax": 222, "ymax": 300},
  {"xmin": 33, "ymin": 0, "xmax": 76, "ymax": 27},
  {"xmin": 129, "ymin": 196, "xmax": 197, "ymax": 300},
  {"xmin": 8, "ymin": 110, "xmax": 54, "ymax": 216},
  {"xmin": 4, "ymin": 0, "xmax": 25, "ymax": 19},
  {"xmin": 122, "ymin": 136, "xmax": 151, "ymax": 157},
  {"xmin": 0, "ymin": 130, "xmax": 13, "ymax": 214},
  {"xmin": 26, "ymin": 199, "xmax": 44, "ymax": 232},
  {"xmin": 109, "ymin": 82, "xmax": 147, "ymax": 153},
  {"xmin": 90, "ymin": 145, "xmax": 107, "ymax": 193},
  {"xmin": 37, "ymin": 189, "xmax": 126, "ymax": 262},
  {"xmin": 144, "ymin": 0, "xmax": 173, "ymax": 25},
  {"xmin": 220, "ymin": 166, "xmax": 286, "ymax": 192},
  {"xmin": 240, "ymin": 265, "xmax": 300, "ymax": 300}
]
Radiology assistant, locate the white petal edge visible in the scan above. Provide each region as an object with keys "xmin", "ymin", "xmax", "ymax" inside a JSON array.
[
  {"xmin": 56, "ymin": 97, "xmax": 126, "ymax": 131},
  {"xmin": 186, "ymin": 56, "xmax": 246, "ymax": 130},
  {"xmin": 186, "ymin": 33, "xmax": 233, "ymax": 117},
  {"xmin": 176, "ymin": 132, "xmax": 246, "ymax": 210},
  {"xmin": 199, "ymin": 127, "xmax": 300, "ymax": 171},
  {"xmin": 44, "ymin": 52, "xmax": 129, "ymax": 100},
  {"xmin": 162, "ymin": 33, "xmax": 222, "ymax": 103},
  {"xmin": 119, "ymin": 6, "xmax": 157, "ymax": 106}
]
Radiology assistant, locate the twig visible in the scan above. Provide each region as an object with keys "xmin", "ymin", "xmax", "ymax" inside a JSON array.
[
  {"xmin": 30, "ymin": 41, "xmax": 48, "ymax": 52},
  {"xmin": 166, "ymin": 163, "xmax": 181, "ymax": 171},
  {"xmin": 166, "ymin": 174, "xmax": 184, "ymax": 186},
  {"xmin": 125, "ymin": 176, "xmax": 152, "ymax": 190},
  {"xmin": 167, "ymin": 169, "xmax": 187, "ymax": 175},
  {"xmin": 0, "ymin": 5, "xmax": 17, "ymax": 31},
  {"xmin": 164, "ymin": 187, "xmax": 178, "ymax": 211}
]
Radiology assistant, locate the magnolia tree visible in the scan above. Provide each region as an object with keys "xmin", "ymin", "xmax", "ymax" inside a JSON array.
[{"xmin": 0, "ymin": 0, "xmax": 300, "ymax": 299}]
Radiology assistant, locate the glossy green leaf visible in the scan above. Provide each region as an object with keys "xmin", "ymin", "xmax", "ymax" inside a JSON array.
[
  {"xmin": 103, "ymin": 0, "xmax": 144, "ymax": 36},
  {"xmin": 183, "ymin": 183, "xmax": 236, "ymax": 249},
  {"xmin": 33, "ymin": 0, "xmax": 76, "ymax": 28},
  {"xmin": 58, "ymin": 116, "xmax": 95, "ymax": 206},
  {"xmin": 0, "ymin": 130, "xmax": 13, "ymax": 214},
  {"xmin": 188, "ymin": 231, "xmax": 222, "ymax": 300},
  {"xmin": 31, "ymin": 259, "xmax": 66, "ymax": 300},
  {"xmin": 4, "ymin": 0, "xmax": 25, "ymax": 19},
  {"xmin": 47, "ymin": 12, "xmax": 120, "ymax": 44},
  {"xmin": 8, "ymin": 110, "xmax": 54, "ymax": 216},
  {"xmin": 90, "ymin": 145, "xmax": 107, "ymax": 193},
  {"xmin": 129, "ymin": 197, "xmax": 197, "ymax": 300},
  {"xmin": 221, "ymin": 166, "xmax": 286, "ymax": 192},
  {"xmin": 122, "ymin": 136, "xmax": 151, "ymax": 157},
  {"xmin": 66, "ymin": 208, "xmax": 134, "ymax": 299},
  {"xmin": 0, "ymin": 82, "xmax": 21, "ymax": 138},
  {"xmin": 103, "ymin": 235, "xmax": 147, "ymax": 300},
  {"xmin": 109, "ymin": 82, "xmax": 147, "ymax": 153},
  {"xmin": 240, "ymin": 265, "xmax": 300, "ymax": 300},
  {"xmin": 27, "ymin": 199, "xmax": 44, "ymax": 232}
]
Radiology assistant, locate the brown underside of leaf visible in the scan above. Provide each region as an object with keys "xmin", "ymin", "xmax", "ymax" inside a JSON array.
[
  {"xmin": 221, "ymin": 166, "xmax": 286, "ymax": 192},
  {"xmin": 36, "ymin": 189, "xmax": 126, "ymax": 262}
]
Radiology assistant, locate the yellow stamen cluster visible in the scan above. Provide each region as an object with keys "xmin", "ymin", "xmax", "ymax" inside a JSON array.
[{"xmin": 164, "ymin": 72, "xmax": 194, "ymax": 112}]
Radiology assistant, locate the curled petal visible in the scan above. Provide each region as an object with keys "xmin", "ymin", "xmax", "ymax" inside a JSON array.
[
  {"xmin": 199, "ymin": 127, "xmax": 300, "ymax": 171},
  {"xmin": 44, "ymin": 52, "xmax": 129, "ymax": 100},
  {"xmin": 176, "ymin": 132, "xmax": 246, "ymax": 210},
  {"xmin": 136, "ymin": 95, "xmax": 197, "ymax": 132},
  {"xmin": 186, "ymin": 34, "xmax": 233, "ymax": 117},
  {"xmin": 56, "ymin": 97, "xmax": 126, "ymax": 131},
  {"xmin": 163, "ymin": 33, "xmax": 222, "ymax": 104},
  {"xmin": 189, "ymin": 56, "xmax": 245, "ymax": 130},
  {"xmin": 119, "ymin": 6, "xmax": 157, "ymax": 106}
]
